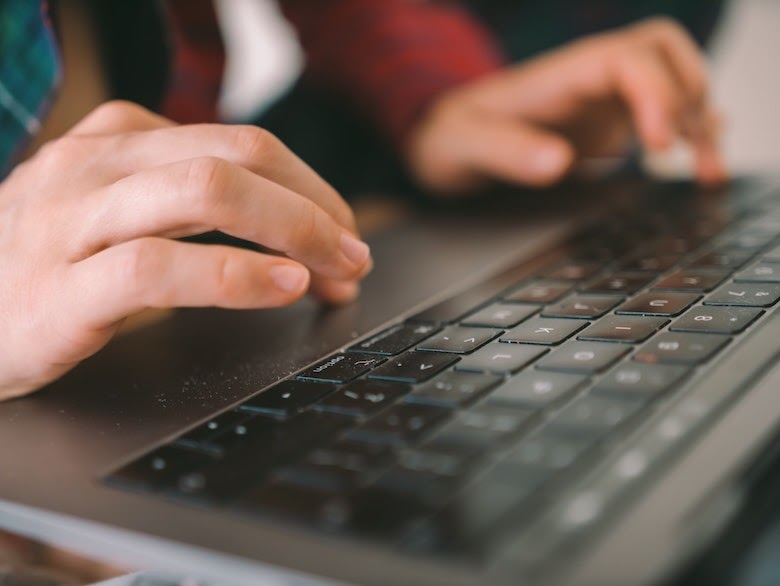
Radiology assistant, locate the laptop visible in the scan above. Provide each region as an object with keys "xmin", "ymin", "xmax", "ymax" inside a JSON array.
[{"xmin": 2, "ymin": 176, "xmax": 780, "ymax": 586}]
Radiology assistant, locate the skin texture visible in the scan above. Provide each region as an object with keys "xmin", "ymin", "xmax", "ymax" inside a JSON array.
[
  {"xmin": 407, "ymin": 18, "xmax": 727, "ymax": 194},
  {"xmin": 0, "ymin": 102, "xmax": 372, "ymax": 399}
]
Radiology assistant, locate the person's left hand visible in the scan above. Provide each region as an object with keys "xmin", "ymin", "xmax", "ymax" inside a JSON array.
[{"xmin": 407, "ymin": 17, "xmax": 726, "ymax": 193}]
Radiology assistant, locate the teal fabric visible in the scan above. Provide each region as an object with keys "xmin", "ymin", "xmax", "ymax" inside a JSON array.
[{"xmin": 0, "ymin": 1, "xmax": 60, "ymax": 175}]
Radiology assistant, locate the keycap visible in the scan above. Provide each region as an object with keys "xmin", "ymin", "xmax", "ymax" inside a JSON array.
[
  {"xmin": 240, "ymin": 380, "xmax": 335, "ymax": 419},
  {"xmin": 616, "ymin": 292, "xmax": 700, "ymax": 316},
  {"xmin": 456, "ymin": 342, "xmax": 547, "ymax": 375},
  {"xmin": 502, "ymin": 433, "xmax": 593, "ymax": 473},
  {"xmin": 405, "ymin": 370, "xmax": 502, "ymax": 408},
  {"xmin": 634, "ymin": 332, "xmax": 730, "ymax": 365},
  {"xmin": 348, "ymin": 323, "xmax": 440, "ymax": 355},
  {"xmin": 417, "ymin": 326, "xmax": 500, "ymax": 354},
  {"xmin": 313, "ymin": 379, "xmax": 410, "ymax": 417},
  {"xmin": 581, "ymin": 272, "xmax": 653, "ymax": 295},
  {"xmin": 735, "ymin": 261, "xmax": 780, "ymax": 283},
  {"xmin": 501, "ymin": 317, "xmax": 587, "ymax": 345},
  {"xmin": 372, "ymin": 445, "xmax": 479, "ymax": 505},
  {"xmin": 503, "ymin": 280, "xmax": 572, "ymax": 304},
  {"xmin": 427, "ymin": 405, "xmax": 533, "ymax": 451},
  {"xmin": 670, "ymin": 306, "xmax": 762, "ymax": 334},
  {"xmin": 488, "ymin": 371, "xmax": 587, "ymax": 409},
  {"xmin": 461, "ymin": 302, "xmax": 538, "ymax": 328},
  {"xmin": 544, "ymin": 261, "xmax": 603, "ymax": 281},
  {"xmin": 652, "ymin": 269, "xmax": 728, "ymax": 292},
  {"xmin": 347, "ymin": 403, "xmax": 451, "ymax": 447},
  {"xmin": 536, "ymin": 341, "xmax": 630, "ymax": 374},
  {"xmin": 592, "ymin": 363, "xmax": 690, "ymax": 399},
  {"xmin": 686, "ymin": 249, "xmax": 753, "ymax": 270},
  {"xmin": 705, "ymin": 282, "xmax": 780, "ymax": 307},
  {"xmin": 368, "ymin": 351, "xmax": 458, "ymax": 383},
  {"xmin": 274, "ymin": 442, "xmax": 394, "ymax": 493},
  {"xmin": 109, "ymin": 445, "xmax": 215, "ymax": 492},
  {"xmin": 176, "ymin": 410, "xmax": 252, "ymax": 448},
  {"xmin": 619, "ymin": 253, "xmax": 681, "ymax": 273},
  {"xmin": 542, "ymin": 294, "xmax": 623, "ymax": 319},
  {"xmin": 546, "ymin": 394, "xmax": 643, "ymax": 439},
  {"xmin": 299, "ymin": 353, "xmax": 385, "ymax": 383},
  {"xmin": 576, "ymin": 315, "xmax": 668, "ymax": 344}
]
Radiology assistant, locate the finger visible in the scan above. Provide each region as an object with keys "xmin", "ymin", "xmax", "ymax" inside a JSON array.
[
  {"xmin": 686, "ymin": 109, "xmax": 728, "ymax": 185},
  {"xmin": 93, "ymin": 123, "xmax": 358, "ymax": 235},
  {"xmin": 77, "ymin": 157, "xmax": 371, "ymax": 281},
  {"xmin": 308, "ymin": 275, "xmax": 361, "ymax": 305},
  {"xmin": 610, "ymin": 45, "xmax": 689, "ymax": 152},
  {"xmin": 631, "ymin": 18, "xmax": 710, "ymax": 109},
  {"xmin": 67, "ymin": 100, "xmax": 176, "ymax": 135},
  {"xmin": 68, "ymin": 238, "xmax": 312, "ymax": 330},
  {"xmin": 457, "ymin": 115, "xmax": 575, "ymax": 187}
]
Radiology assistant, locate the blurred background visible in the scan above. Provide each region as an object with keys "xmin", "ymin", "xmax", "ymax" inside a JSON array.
[{"xmin": 214, "ymin": 0, "xmax": 780, "ymax": 178}]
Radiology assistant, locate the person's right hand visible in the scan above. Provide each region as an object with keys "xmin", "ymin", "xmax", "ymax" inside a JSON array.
[{"xmin": 0, "ymin": 101, "xmax": 372, "ymax": 400}]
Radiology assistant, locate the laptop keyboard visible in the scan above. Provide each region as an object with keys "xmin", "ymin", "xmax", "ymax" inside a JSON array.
[{"xmin": 107, "ymin": 182, "xmax": 780, "ymax": 571}]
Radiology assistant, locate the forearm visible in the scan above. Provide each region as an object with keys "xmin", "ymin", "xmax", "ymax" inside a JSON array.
[{"xmin": 280, "ymin": 0, "xmax": 505, "ymax": 147}]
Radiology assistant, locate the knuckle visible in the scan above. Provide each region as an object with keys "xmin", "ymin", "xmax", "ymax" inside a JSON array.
[
  {"xmin": 637, "ymin": 15, "xmax": 684, "ymax": 38},
  {"xmin": 114, "ymin": 239, "xmax": 160, "ymax": 301},
  {"xmin": 33, "ymin": 135, "xmax": 93, "ymax": 170},
  {"xmin": 180, "ymin": 156, "xmax": 234, "ymax": 216},
  {"xmin": 83, "ymin": 100, "xmax": 151, "ymax": 128},
  {"xmin": 230, "ymin": 125, "xmax": 280, "ymax": 162},
  {"xmin": 290, "ymin": 199, "xmax": 325, "ymax": 252}
]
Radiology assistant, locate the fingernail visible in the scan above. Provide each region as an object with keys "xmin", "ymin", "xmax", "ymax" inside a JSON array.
[
  {"xmin": 340, "ymin": 232, "xmax": 371, "ymax": 267},
  {"xmin": 534, "ymin": 146, "xmax": 569, "ymax": 175},
  {"xmin": 270, "ymin": 265, "xmax": 309, "ymax": 294}
]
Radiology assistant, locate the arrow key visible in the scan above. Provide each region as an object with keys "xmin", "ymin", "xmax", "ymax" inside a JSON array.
[
  {"xmin": 369, "ymin": 351, "xmax": 459, "ymax": 383},
  {"xmin": 417, "ymin": 326, "xmax": 500, "ymax": 354}
]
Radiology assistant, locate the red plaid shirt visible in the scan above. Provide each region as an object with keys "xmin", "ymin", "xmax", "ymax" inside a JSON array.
[{"xmin": 165, "ymin": 0, "xmax": 503, "ymax": 146}]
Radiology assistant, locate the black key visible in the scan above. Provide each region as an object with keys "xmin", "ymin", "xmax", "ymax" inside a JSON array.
[
  {"xmin": 546, "ymin": 394, "xmax": 643, "ymax": 439},
  {"xmin": 175, "ymin": 411, "xmax": 352, "ymax": 500},
  {"xmin": 634, "ymin": 332, "xmax": 730, "ymax": 365},
  {"xmin": 501, "ymin": 433, "xmax": 592, "ymax": 473},
  {"xmin": 501, "ymin": 317, "xmax": 587, "ymax": 345},
  {"xmin": 652, "ymin": 269, "xmax": 728, "ymax": 292},
  {"xmin": 275, "ymin": 442, "xmax": 394, "ymax": 493},
  {"xmin": 687, "ymin": 249, "xmax": 753, "ymax": 270},
  {"xmin": 488, "ymin": 371, "xmax": 586, "ymax": 409},
  {"xmin": 314, "ymin": 379, "xmax": 410, "ymax": 417},
  {"xmin": 581, "ymin": 272, "xmax": 653, "ymax": 295},
  {"xmin": 576, "ymin": 315, "xmax": 668, "ymax": 344},
  {"xmin": 372, "ymin": 446, "xmax": 479, "ymax": 505},
  {"xmin": 461, "ymin": 302, "xmax": 538, "ymax": 328},
  {"xmin": 705, "ymin": 282, "xmax": 780, "ymax": 307},
  {"xmin": 544, "ymin": 261, "xmax": 603, "ymax": 281},
  {"xmin": 735, "ymin": 261, "xmax": 780, "ymax": 283},
  {"xmin": 616, "ymin": 292, "xmax": 700, "ymax": 316},
  {"xmin": 108, "ymin": 445, "xmax": 215, "ymax": 492},
  {"xmin": 536, "ymin": 341, "xmax": 630, "ymax": 374},
  {"xmin": 369, "ymin": 351, "xmax": 458, "ymax": 383},
  {"xmin": 405, "ymin": 370, "xmax": 502, "ymax": 408},
  {"xmin": 236, "ymin": 481, "xmax": 357, "ymax": 532},
  {"xmin": 176, "ymin": 410, "xmax": 251, "ymax": 448},
  {"xmin": 299, "ymin": 353, "xmax": 385, "ymax": 383},
  {"xmin": 592, "ymin": 363, "xmax": 690, "ymax": 399},
  {"xmin": 542, "ymin": 294, "xmax": 623, "ymax": 319},
  {"xmin": 347, "ymin": 403, "xmax": 451, "ymax": 447},
  {"xmin": 503, "ymin": 280, "xmax": 572, "ymax": 304},
  {"xmin": 456, "ymin": 342, "xmax": 547, "ymax": 375},
  {"xmin": 721, "ymin": 230, "xmax": 776, "ymax": 250},
  {"xmin": 240, "ymin": 380, "xmax": 335, "ymax": 419},
  {"xmin": 619, "ymin": 253, "xmax": 681, "ymax": 273},
  {"xmin": 671, "ymin": 306, "xmax": 763, "ymax": 334},
  {"xmin": 427, "ymin": 405, "xmax": 533, "ymax": 451},
  {"xmin": 417, "ymin": 326, "xmax": 500, "ymax": 354},
  {"xmin": 348, "ymin": 322, "xmax": 440, "ymax": 355}
]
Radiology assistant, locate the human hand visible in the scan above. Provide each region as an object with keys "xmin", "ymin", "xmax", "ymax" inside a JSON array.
[
  {"xmin": 0, "ymin": 101, "xmax": 372, "ymax": 399},
  {"xmin": 407, "ymin": 17, "xmax": 726, "ymax": 193}
]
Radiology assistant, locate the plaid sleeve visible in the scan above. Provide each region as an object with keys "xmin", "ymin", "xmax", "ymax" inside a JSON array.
[
  {"xmin": 161, "ymin": 0, "xmax": 225, "ymax": 124},
  {"xmin": 281, "ymin": 0, "xmax": 505, "ymax": 147}
]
